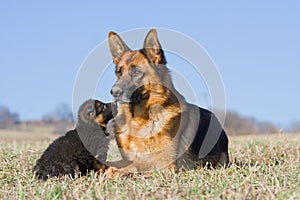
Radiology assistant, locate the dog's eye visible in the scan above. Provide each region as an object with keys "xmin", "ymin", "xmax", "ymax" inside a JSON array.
[
  {"xmin": 117, "ymin": 70, "xmax": 122, "ymax": 76},
  {"xmin": 133, "ymin": 70, "xmax": 140, "ymax": 74},
  {"xmin": 116, "ymin": 67, "xmax": 122, "ymax": 76},
  {"xmin": 131, "ymin": 65, "xmax": 142, "ymax": 75}
]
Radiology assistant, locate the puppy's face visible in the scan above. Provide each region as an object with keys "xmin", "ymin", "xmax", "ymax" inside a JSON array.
[
  {"xmin": 78, "ymin": 99, "xmax": 113, "ymax": 128},
  {"xmin": 94, "ymin": 100, "xmax": 113, "ymax": 127}
]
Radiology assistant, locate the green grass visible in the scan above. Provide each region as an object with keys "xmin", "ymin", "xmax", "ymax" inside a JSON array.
[{"xmin": 0, "ymin": 134, "xmax": 299, "ymax": 199}]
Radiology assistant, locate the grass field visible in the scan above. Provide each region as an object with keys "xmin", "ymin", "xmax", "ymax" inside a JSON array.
[{"xmin": 0, "ymin": 133, "xmax": 299, "ymax": 199}]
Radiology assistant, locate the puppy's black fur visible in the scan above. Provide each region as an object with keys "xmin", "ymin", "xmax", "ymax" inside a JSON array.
[{"xmin": 33, "ymin": 99, "xmax": 113, "ymax": 180}]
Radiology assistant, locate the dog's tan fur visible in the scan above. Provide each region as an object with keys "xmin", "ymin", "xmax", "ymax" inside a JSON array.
[{"xmin": 107, "ymin": 29, "xmax": 229, "ymax": 175}]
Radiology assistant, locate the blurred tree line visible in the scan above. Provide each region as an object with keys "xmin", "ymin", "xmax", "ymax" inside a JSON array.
[
  {"xmin": 0, "ymin": 103, "xmax": 73, "ymax": 132},
  {"xmin": 286, "ymin": 121, "xmax": 300, "ymax": 133},
  {"xmin": 0, "ymin": 104, "xmax": 300, "ymax": 134},
  {"xmin": 0, "ymin": 106, "xmax": 20, "ymax": 128},
  {"xmin": 41, "ymin": 103, "xmax": 74, "ymax": 134},
  {"xmin": 223, "ymin": 111, "xmax": 279, "ymax": 135},
  {"xmin": 42, "ymin": 103, "xmax": 73, "ymax": 122}
]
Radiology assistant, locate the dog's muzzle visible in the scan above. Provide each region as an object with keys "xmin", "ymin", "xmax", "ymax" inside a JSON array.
[
  {"xmin": 110, "ymin": 86, "xmax": 123, "ymax": 99},
  {"xmin": 110, "ymin": 85, "xmax": 143, "ymax": 104}
]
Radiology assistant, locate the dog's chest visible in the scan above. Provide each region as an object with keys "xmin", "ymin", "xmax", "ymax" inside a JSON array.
[
  {"xmin": 129, "ymin": 119, "xmax": 163, "ymax": 138},
  {"xmin": 128, "ymin": 108, "xmax": 169, "ymax": 138},
  {"xmin": 114, "ymin": 105, "xmax": 181, "ymax": 162}
]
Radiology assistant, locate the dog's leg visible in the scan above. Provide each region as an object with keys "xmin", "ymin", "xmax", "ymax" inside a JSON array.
[{"xmin": 105, "ymin": 164, "xmax": 139, "ymax": 178}]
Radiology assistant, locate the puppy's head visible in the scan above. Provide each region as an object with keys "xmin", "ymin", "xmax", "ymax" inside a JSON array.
[{"xmin": 78, "ymin": 99, "xmax": 113, "ymax": 129}]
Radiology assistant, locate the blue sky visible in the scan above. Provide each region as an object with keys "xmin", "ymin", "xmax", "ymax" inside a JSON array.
[{"xmin": 0, "ymin": 1, "xmax": 299, "ymax": 126}]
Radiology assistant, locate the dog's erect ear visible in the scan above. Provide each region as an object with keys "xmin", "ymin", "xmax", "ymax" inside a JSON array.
[
  {"xmin": 143, "ymin": 29, "xmax": 166, "ymax": 65},
  {"xmin": 108, "ymin": 32, "xmax": 130, "ymax": 64}
]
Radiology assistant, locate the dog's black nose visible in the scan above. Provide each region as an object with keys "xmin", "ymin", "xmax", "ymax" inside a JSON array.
[{"xmin": 110, "ymin": 86, "xmax": 123, "ymax": 98}]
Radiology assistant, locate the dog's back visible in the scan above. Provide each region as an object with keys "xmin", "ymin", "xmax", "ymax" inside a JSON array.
[
  {"xmin": 172, "ymin": 103, "xmax": 229, "ymax": 169},
  {"xmin": 189, "ymin": 106, "xmax": 229, "ymax": 167}
]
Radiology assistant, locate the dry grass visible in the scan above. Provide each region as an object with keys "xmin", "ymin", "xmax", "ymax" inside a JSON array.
[
  {"xmin": 0, "ymin": 129, "xmax": 57, "ymax": 141},
  {"xmin": 0, "ymin": 133, "xmax": 299, "ymax": 199}
]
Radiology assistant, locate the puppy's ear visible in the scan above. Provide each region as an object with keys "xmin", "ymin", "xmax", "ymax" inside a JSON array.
[
  {"xmin": 143, "ymin": 29, "xmax": 166, "ymax": 65},
  {"xmin": 108, "ymin": 32, "xmax": 130, "ymax": 64}
]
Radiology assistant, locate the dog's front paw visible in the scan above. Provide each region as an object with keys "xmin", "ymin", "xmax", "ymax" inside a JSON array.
[{"xmin": 105, "ymin": 167, "xmax": 120, "ymax": 178}]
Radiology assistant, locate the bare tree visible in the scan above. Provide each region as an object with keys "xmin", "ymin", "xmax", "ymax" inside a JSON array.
[
  {"xmin": 43, "ymin": 103, "xmax": 73, "ymax": 122},
  {"xmin": 0, "ymin": 105, "xmax": 20, "ymax": 128}
]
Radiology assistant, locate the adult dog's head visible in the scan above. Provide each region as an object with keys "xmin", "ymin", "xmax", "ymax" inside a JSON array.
[{"xmin": 108, "ymin": 29, "xmax": 180, "ymax": 109}]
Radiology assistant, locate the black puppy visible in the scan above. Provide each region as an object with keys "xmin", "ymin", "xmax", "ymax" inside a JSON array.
[{"xmin": 33, "ymin": 99, "xmax": 113, "ymax": 180}]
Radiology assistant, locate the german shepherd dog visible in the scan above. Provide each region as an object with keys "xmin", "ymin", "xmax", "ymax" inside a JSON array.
[{"xmin": 107, "ymin": 29, "xmax": 229, "ymax": 174}]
